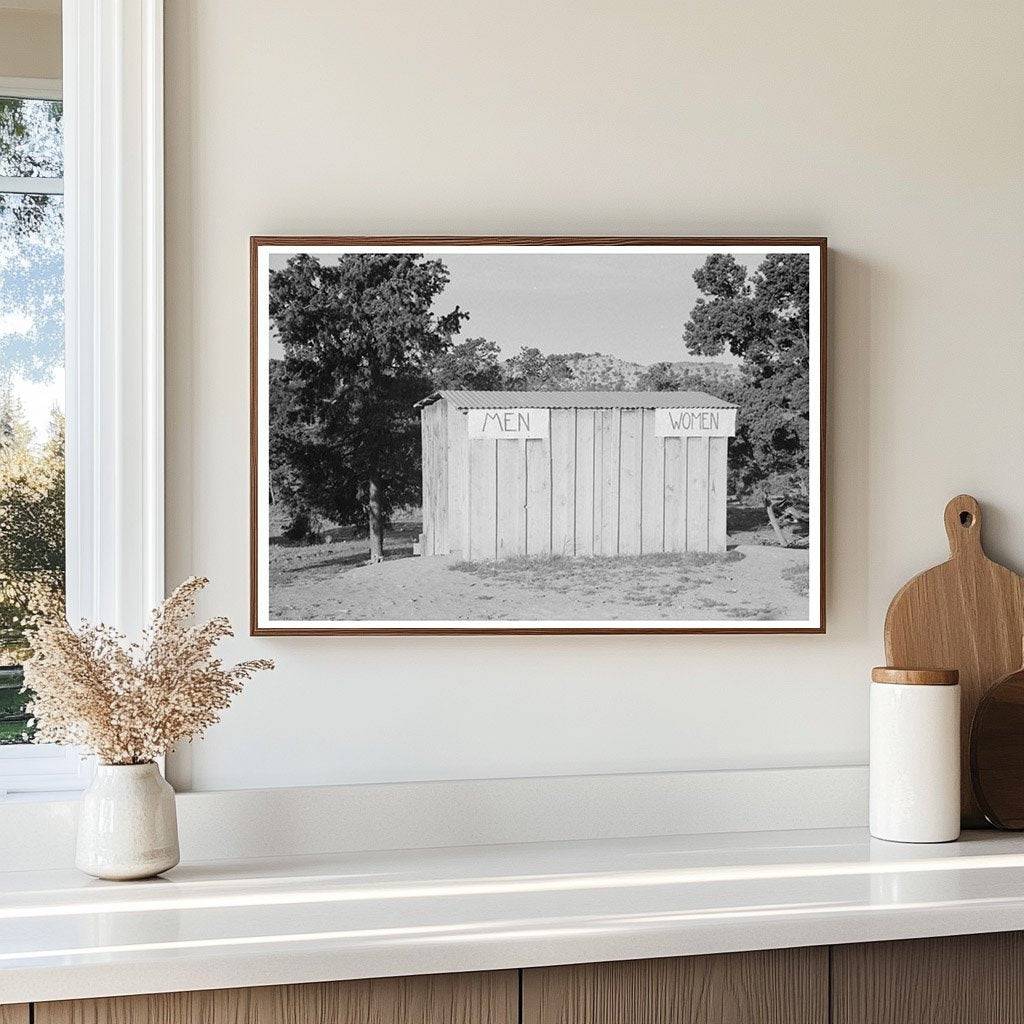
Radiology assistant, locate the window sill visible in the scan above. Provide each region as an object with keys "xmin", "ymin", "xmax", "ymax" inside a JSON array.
[{"xmin": 0, "ymin": 744, "xmax": 93, "ymax": 799}]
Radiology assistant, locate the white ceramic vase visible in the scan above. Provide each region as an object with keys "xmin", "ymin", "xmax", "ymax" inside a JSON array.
[{"xmin": 76, "ymin": 762, "xmax": 180, "ymax": 880}]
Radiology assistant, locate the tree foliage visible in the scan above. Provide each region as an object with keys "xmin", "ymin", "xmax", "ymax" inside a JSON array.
[
  {"xmin": 428, "ymin": 336, "xmax": 503, "ymax": 390},
  {"xmin": 634, "ymin": 361, "xmax": 684, "ymax": 390},
  {"xmin": 683, "ymin": 253, "xmax": 810, "ymax": 498},
  {"xmin": 0, "ymin": 395, "xmax": 65, "ymax": 663},
  {"xmin": 268, "ymin": 254, "xmax": 466, "ymax": 560},
  {"xmin": 634, "ymin": 360, "xmax": 737, "ymax": 394},
  {"xmin": 502, "ymin": 346, "xmax": 560, "ymax": 389},
  {"xmin": 0, "ymin": 98, "xmax": 65, "ymax": 385},
  {"xmin": 267, "ymin": 360, "xmax": 321, "ymax": 543},
  {"xmin": 501, "ymin": 347, "xmax": 634, "ymax": 391}
]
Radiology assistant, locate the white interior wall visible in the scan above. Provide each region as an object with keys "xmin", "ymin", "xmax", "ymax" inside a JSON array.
[
  {"xmin": 164, "ymin": 0, "xmax": 1024, "ymax": 792},
  {"xmin": 0, "ymin": 4, "xmax": 60, "ymax": 80}
]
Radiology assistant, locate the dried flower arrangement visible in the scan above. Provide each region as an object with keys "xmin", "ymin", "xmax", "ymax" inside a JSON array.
[{"xmin": 22, "ymin": 577, "xmax": 273, "ymax": 765}]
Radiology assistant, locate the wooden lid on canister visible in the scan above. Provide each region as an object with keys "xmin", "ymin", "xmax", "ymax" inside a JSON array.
[{"xmin": 871, "ymin": 667, "xmax": 959, "ymax": 686}]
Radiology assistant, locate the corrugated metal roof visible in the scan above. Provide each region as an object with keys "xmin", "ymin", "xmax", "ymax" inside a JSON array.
[{"xmin": 415, "ymin": 389, "xmax": 735, "ymax": 410}]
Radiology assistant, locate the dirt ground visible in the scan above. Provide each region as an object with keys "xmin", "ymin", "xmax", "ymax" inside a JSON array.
[{"xmin": 269, "ymin": 540, "xmax": 809, "ymax": 623}]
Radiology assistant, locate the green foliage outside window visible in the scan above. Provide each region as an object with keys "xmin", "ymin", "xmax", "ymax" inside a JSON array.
[{"xmin": 0, "ymin": 95, "xmax": 65, "ymax": 744}]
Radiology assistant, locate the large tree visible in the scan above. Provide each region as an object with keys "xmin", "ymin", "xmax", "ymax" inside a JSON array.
[
  {"xmin": 428, "ymin": 336, "xmax": 503, "ymax": 390},
  {"xmin": 683, "ymin": 253, "xmax": 810, "ymax": 498},
  {"xmin": 269, "ymin": 254, "xmax": 466, "ymax": 562}
]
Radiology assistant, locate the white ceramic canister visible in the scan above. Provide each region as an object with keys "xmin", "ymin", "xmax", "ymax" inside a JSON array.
[
  {"xmin": 76, "ymin": 762, "xmax": 180, "ymax": 880},
  {"xmin": 869, "ymin": 667, "xmax": 961, "ymax": 843}
]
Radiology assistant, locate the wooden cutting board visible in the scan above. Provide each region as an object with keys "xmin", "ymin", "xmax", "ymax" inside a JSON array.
[
  {"xmin": 970, "ymin": 651, "xmax": 1024, "ymax": 829},
  {"xmin": 884, "ymin": 494, "xmax": 1024, "ymax": 826}
]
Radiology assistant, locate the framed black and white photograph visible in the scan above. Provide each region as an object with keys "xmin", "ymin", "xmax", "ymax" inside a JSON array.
[{"xmin": 250, "ymin": 237, "xmax": 826, "ymax": 635}]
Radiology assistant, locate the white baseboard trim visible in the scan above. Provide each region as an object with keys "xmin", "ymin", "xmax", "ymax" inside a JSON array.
[{"xmin": 0, "ymin": 765, "xmax": 868, "ymax": 872}]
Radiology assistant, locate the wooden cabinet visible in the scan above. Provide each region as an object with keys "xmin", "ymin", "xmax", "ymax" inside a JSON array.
[
  {"xmin": 34, "ymin": 971, "xmax": 517, "ymax": 1024},
  {"xmin": 21, "ymin": 932, "xmax": 1024, "ymax": 1024},
  {"xmin": 522, "ymin": 948, "xmax": 828, "ymax": 1024},
  {"xmin": 832, "ymin": 932, "xmax": 1024, "ymax": 1024}
]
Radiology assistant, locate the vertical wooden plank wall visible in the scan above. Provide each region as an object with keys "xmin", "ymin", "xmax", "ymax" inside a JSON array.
[
  {"xmin": 640, "ymin": 409, "xmax": 664, "ymax": 554},
  {"xmin": 434, "ymin": 401, "xmax": 730, "ymax": 560},
  {"xmin": 447, "ymin": 406, "xmax": 470, "ymax": 559},
  {"xmin": 434, "ymin": 404, "xmax": 449, "ymax": 555},
  {"xmin": 420, "ymin": 402, "xmax": 449, "ymax": 556},
  {"xmin": 468, "ymin": 439, "xmax": 497, "ymax": 560},
  {"xmin": 618, "ymin": 410, "xmax": 643, "ymax": 556},
  {"xmin": 574, "ymin": 410, "xmax": 596, "ymax": 556},
  {"xmin": 663, "ymin": 437, "xmax": 687, "ymax": 552},
  {"xmin": 550, "ymin": 410, "xmax": 576, "ymax": 556},
  {"xmin": 420, "ymin": 408, "xmax": 432, "ymax": 553},
  {"xmin": 592, "ymin": 414, "xmax": 605, "ymax": 555},
  {"xmin": 525, "ymin": 436, "xmax": 551, "ymax": 556},
  {"xmin": 599, "ymin": 409, "xmax": 621, "ymax": 556},
  {"xmin": 686, "ymin": 436, "xmax": 710, "ymax": 554},
  {"xmin": 708, "ymin": 435, "xmax": 728, "ymax": 553},
  {"xmin": 496, "ymin": 440, "xmax": 526, "ymax": 558}
]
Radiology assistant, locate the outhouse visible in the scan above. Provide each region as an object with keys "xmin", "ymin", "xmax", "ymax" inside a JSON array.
[{"xmin": 414, "ymin": 390, "xmax": 737, "ymax": 561}]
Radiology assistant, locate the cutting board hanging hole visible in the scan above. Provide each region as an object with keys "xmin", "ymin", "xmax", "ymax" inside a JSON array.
[{"xmin": 944, "ymin": 494, "xmax": 983, "ymax": 558}]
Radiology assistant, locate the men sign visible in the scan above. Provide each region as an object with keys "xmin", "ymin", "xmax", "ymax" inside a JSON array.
[
  {"xmin": 467, "ymin": 408, "xmax": 551, "ymax": 440},
  {"xmin": 654, "ymin": 407, "xmax": 737, "ymax": 438}
]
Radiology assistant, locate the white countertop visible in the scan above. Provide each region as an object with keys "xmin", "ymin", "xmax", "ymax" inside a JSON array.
[{"xmin": 4, "ymin": 826, "xmax": 1024, "ymax": 1004}]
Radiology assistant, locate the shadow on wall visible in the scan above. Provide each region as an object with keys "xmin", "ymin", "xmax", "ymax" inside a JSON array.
[{"xmin": 826, "ymin": 249, "xmax": 873, "ymax": 635}]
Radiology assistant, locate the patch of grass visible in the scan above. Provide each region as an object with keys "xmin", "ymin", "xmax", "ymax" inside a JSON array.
[
  {"xmin": 742, "ymin": 603, "xmax": 783, "ymax": 620},
  {"xmin": 449, "ymin": 550, "xmax": 742, "ymax": 579},
  {"xmin": 269, "ymin": 518, "xmax": 422, "ymax": 584},
  {"xmin": 691, "ymin": 550, "xmax": 744, "ymax": 566},
  {"xmin": 446, "ymin": 551, "xmax": 747, "ymax": 610},
  {"xmin": 0, "ymin": 720, "xmax": 30, "ymax": 745},
  {"xmin": 636, "ymin": 550, "xmax": 744, "ymax": 568}
]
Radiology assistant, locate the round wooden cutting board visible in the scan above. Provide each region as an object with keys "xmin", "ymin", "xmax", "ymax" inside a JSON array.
[
  {"xmin": 884, "ymin": 494, "xmax": 1024, "ymax": 826},
  {"xmin": 970, "ymin": 658, "xmax": 1024, "ymax": 829}
]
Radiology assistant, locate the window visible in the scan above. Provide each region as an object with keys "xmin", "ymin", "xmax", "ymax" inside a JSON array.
[
  {"xmin": 0, "ymin": 4, "xmax": 166, "ymax": 798},
  {"xmin": 0, "ymin": 88, "xmax": 66, "ymax": 731},
  {"xmin": 0, "ymin": 80, "xmax": 84, "ymax": 797}
]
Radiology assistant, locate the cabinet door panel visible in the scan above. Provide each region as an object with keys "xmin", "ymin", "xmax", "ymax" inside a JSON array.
[
  {"xmin": 832, "ymin": 932, "xmax": 1024, "ymax": 1024},
  {"xmin": 0, "ymin": 1006, "xmax": 29, "ymax": 1024},
  {"xmin": 36, "ymin": 971, "xmax": 517, "ymax": 1024},
  {"xmin": 523, "ymin": 948, "xmax": 828, "ymax": 1024}
]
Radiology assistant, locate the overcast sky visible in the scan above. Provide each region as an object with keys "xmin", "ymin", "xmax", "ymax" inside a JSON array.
[
  {"xmin": 437, "ymin": 252, "xmax": 767, "ymax": 364},
  {"xmin": 269, "ymin": 251, "xmax": 768, "ymax": 365}
]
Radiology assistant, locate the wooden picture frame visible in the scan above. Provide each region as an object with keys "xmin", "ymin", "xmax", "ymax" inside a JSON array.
[{"xmin": 251, "ymin": 236, "xmax": 827, "ymax": 635}]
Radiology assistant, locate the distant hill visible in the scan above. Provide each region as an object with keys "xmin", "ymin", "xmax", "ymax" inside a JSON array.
[{"xmin": 498, "ymin": 351, "xmax": 740, "ymax": 392}]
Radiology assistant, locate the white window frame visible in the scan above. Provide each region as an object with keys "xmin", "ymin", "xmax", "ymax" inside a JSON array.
[
  {"xmin": 0, "ymin": 76, "xmax": 82, "ymax": 797},
  {"xmin": 0, "ymin": 77, "xmax": 64, "ymax": 195},
  {"xmin": 0, "ymin": 0, "xmax": 165, "ymax": 799},
  {"xmin": 0, "ymin": 77, "xmax": 61, "ymax": 101}
]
